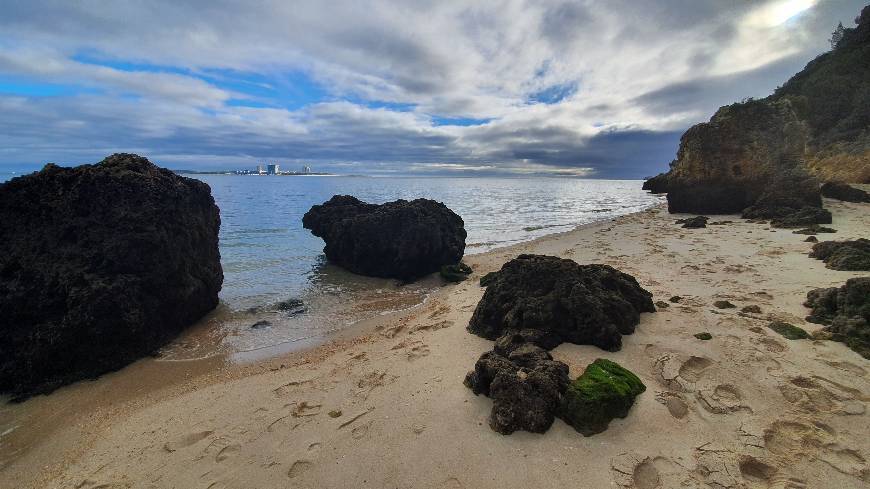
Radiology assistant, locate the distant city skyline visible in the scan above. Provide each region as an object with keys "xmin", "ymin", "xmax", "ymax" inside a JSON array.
[{"xmin": 0, "ymin": 1, "xmax": 866, "ymax": 178}]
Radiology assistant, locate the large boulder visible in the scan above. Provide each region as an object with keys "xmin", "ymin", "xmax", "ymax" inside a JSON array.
[
  {"xmin": 302, "ymin": 195, "xmax": 466, "ymax": 280},
  {"xmin": 809, "ymin": 239, "xmax": 870, "ymax": 271},
  {"xmin": 641, "ymin": 172, "xmax": 670, "ymax": 194},
  {"xmin": 0, "ymin": 154, "xmax": 223, "ymax": 396},
  {"xmin": 805, "ymin": 277, "xmax": 870, "ymax": 359},
  {"xmin": 467, "ymin": 254, "xmax": 655, "ymax": 352}
]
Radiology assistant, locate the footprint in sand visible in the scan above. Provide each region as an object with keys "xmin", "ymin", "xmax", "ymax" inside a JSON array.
[
  {"xmin": 351, "ymin": 421, "xmax": 372, "ymax": 440},
  {"xmin": 287, "ymin": 460, "xmax": 314, "ymax": 479},
  {"xmin": 611, "ymin": 453, "xmax": 684, "ymax": 489},
  {"xmin": 440, "ymin": 478, "xmax": 465, "ymax": 489},
  {"xmin": 654, "ymin": 354, "xmax": 712, "ymax": 392},
  {"xmin": 697, "ymin": 384, "xmax": 751, "ymax": 414},
  {"xmin": 164, "ymin": 430, "xmax": 214, "ymax": 452},
  {"xmin": 655, "ymin": 392, "xmax": 689, "ymax": 419},
  {"xmin": 763, "ymin": 420, "xmax": 869, "ymax": 479},
  {"xmin": 678, "ymin": 356, "xmax": 713, "ymax": 383},
  {"xmin": 215, "ymin": 443, "xmax": 241, "ymax": 463},
  {"xmin": 738, "ymin": 455, "xmax": 779, "ymax": 485}
]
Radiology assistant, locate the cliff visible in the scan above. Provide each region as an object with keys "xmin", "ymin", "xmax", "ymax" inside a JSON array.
[{"xmin": 647, "ymin": 4, "xmax": 870, "ymax": 215}]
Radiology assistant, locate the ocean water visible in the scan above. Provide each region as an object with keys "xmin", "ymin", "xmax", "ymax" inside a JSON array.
[{"xmin": 2, "ymin": 172, "xmax": 663, "ymax": 361}]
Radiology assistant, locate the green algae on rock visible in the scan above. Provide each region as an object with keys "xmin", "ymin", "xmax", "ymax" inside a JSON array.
[
  {"xmin": 559, "ymin": 359, "xmax": 646, "ymax": 436},
  {"xmin": 768, "ymin": 321, "xmax": 810, "ymax": 340}
]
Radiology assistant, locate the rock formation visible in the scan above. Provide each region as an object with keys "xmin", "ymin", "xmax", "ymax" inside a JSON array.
[
  {"xmin": 467, "ymin": 254, "xmax": 655, "ymax": 352},
  {"xmin": 820, "ymin": 181, "xmax": 870, "ymax": 202},
  {"xmin": 644, "ymin": 5, "xmax": 870, "ymax": 215},
  {"xmin": 302, "ymin": 195, "xmax": 466, "ymax": 280},
  {"xmin": 809, "ymin": 239, "xmax": 870, "ymax": 271},
  {"xmin": 463, "ymin": 336, "xmax": 569, "ymax": 434},
  {"xmin": 0, "ymin": 154, "xmax": 223, "ymax": 396},
  {"xmin": 675, "ymin": 216, "xmax": 708, "ymax": 228},
  {"xmin": 805, "ymin": 277, "xmax": 870, "ymax": 358}
]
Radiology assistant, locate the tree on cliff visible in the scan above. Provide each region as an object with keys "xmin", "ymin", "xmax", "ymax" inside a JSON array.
[{"xmin": 830, "ymin": 21, "xmax": 846, "ymax": 49}]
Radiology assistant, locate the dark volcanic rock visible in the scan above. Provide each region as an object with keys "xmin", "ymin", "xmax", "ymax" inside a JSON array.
[
  {"xmin": 804, "ymin": 277, "xmax": 870, "ymax": 358},
  {"xmin": 302, "ymin": 195, "xmax": 466, "ymax": 280},
  {"xmin": 467, "ymin": 254, "xmax": 655, "ymax": 352},
  {"xmin": 769, "ymin": 206, "xmax": 832, "ymax": 228},
  {"xmin": 793, "ymin": 225, "xmax": 836, "ymax": 235},
  {"xmin": 810, "ymin": 239, "xmax": 870, "ymax": 271},
  {"xmin": 805, "ymin": 236, "xmax": 819, "ymax": 242},
  {"xmin": 479, "ymin": 271, "xmax": 499, "ymax": 287},
  {"xmin": 820, "ymin": 181, "xmax": 870, "ymax": 202},
  {"xmin": 675, "ymin": 216, "xmax": 709, "ymax": 228},
  {"xmin": 642, "ymin": 173, "xmax": 670, "ymax": 194},
  {"xmin": 0, "ymin": 154, "xmax": 222, "ymax": 396},
  {"xmin": 464, "ymin": 342, "xmax": 569, "ymax": 434},
  {"xmin": 558, "ymin": 359, "xmax": 646, "ymax": 436}
]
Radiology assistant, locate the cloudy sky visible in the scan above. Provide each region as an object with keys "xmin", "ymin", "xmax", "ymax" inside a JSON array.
[{"xmin": 0, "ymin": 0, "xmax": 865, "ymax": 177}]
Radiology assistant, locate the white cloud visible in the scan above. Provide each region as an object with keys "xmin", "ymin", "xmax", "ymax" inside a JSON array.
[{"xmin": 0, "ymin": 0, "xmax": 864, "ymax": 176}]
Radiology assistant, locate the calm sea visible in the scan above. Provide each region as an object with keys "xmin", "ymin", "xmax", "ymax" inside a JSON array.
[{"xmin": 2, "ymin": 172, "xmax": 663, "ymax": 361}]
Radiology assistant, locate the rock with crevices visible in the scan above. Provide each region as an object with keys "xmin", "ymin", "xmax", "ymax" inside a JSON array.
[
  {"xmin": 302, "ymin": 195, "xmax": 466, "ymax": 280},
  {"xmin": 467, "ymin": 254, "xmax": 655, "ymax": 352},
  {"xmin": 0, "ymin": 154, "xmax": 222, "ymax": 396}
]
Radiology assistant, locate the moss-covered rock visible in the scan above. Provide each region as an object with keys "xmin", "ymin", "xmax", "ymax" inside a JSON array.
[
  {"xmin": 768, "ymin": 321, "xmax": 810, "ymax": 340},
  {"xmin": 440, "ymin": 262, "xmax": 473, "ymax": 282},
  {"xmin": 694, "ymin": 332, "xmax": 713, "ymax": 340},
  {"xmin": 558, "ymin": 359, "xmax": 646, "ymax": 436},
  {"xmin": 770, "ymin": 207, "xmax": 833, "ymax": 228},
  {"xmin": 809, "ymin": 239, "xmax": 870, "ymax": 271}
]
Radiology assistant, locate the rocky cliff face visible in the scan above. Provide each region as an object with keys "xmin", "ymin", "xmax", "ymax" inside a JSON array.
[
  {"xmin": 0, "ymin": 154, "xmax": 223, "ymax": 397},
  {"xmin": 647, "ymin": 5, "xmax": 870, "ymax": 214}
]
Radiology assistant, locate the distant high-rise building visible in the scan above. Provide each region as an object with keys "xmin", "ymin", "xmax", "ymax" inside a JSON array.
[
  {"xmin": 303, "ymin": 165, "xmax": 312, "ymax": 174},
  {"xmin": 267, "ymin": 164, "xmax": 279, "ymax": 175},
  {"xmin": 257, "ymin": 164, "xmax": 266, "ymax": 175}
]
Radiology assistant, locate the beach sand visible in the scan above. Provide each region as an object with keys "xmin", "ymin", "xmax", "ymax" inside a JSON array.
[{"xmin": 2, "ymin": 198, "xmax": 869, "ymax": 489}]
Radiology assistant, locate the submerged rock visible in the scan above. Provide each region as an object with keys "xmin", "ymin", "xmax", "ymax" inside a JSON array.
[
  {"xmin": 302, "ymin": 195, "xmax": 466, "ymax": 280},
  {"xmin": 0, "ymin": 154, "xmax": 223, "ymax": 396},
  {"xmin": 440, "ymin": 262, "xmax": 472, "ymax": 283},
  {"xmin": 809, "ymin": 239, "xmax": 870, "ymax": 271},
  {"xmin": 820, "ymin": 181, "xmax": 870, "ymax": 203},
  {"xmin": 675, "ymin": 216, "xmax": 709, "ymax": 228},
  {"xmin": 464, "ymin": 342, "xmax": 569, "ymax": 434},
  {"xmin": 558, "ymin": 359, "xmax": 646, "ymax": 436},
  {"xmin": 804, "ymin": 277, "xmax": 870, "ymax": 359},
  {"xmin": 467, "ymin": 254, "xmax": 655, "ymax": 352},
  {"xmin": 275, "ymin": 298, "xmax": 307, "ymax": 316}
]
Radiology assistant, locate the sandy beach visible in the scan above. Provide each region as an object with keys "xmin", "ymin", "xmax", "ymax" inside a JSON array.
[{"xmin": 2, "ymin": 197, "xmax": 869, "ymax": 489}]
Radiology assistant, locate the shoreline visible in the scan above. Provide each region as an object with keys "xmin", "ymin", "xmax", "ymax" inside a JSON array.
[{"xmin": 2, "ymin": 199, "xmax": 869, "ymax": 488}]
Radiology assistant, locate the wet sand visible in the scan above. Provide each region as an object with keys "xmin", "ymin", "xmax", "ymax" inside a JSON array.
[{"xmin": 2, "ymin": 198, "xmax": 869, "ymax": 489}]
